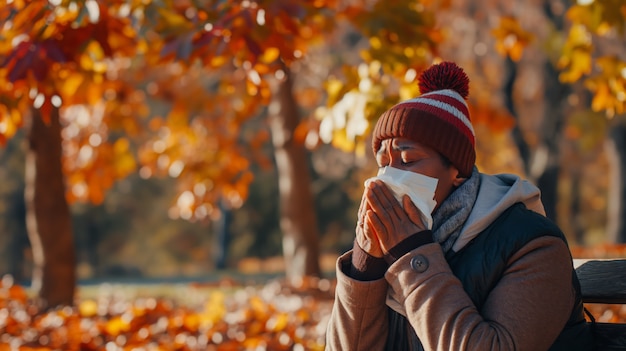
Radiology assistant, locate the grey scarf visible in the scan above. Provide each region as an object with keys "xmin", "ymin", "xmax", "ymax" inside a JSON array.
[{"xmin": 431, "ymin": 167, "xmax": 480, "ymax": 253}]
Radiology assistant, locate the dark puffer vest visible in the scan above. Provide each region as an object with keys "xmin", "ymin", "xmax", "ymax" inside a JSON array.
[{"xmin": 385, "ymin": 203, "xmax": 594, "ymax": 351}]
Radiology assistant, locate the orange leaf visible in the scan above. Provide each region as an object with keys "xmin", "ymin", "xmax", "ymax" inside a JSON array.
[{"xmin": 491, "ymin": 16, "xmax": 534, "ymax": 62}]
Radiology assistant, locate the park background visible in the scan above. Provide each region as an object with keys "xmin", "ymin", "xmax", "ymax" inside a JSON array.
[{"xmin": 1, "ymin": 0, "xmax": 625, "ymax": 350}]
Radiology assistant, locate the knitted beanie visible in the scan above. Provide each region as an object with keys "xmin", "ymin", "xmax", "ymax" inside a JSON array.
[{"xmin": 372, "ymin": 61, "xmax": 476, "ymax": 177}]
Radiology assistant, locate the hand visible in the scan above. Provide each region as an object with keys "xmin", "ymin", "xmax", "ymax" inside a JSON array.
[
  {"xmin": 355, "ymin": 189, "xmax": 384, "ymax": 258},
  {"xmin": 364, "ymin": 180, "xmax": 427, "ymax": 254}
]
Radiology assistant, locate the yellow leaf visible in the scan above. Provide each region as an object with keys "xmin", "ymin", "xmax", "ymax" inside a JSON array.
[
  {"xmin": 559, "ymin": 49, "xmax": 592, "ymax": 83},
  {"xmin": 104, "ymin": 315, "xmax": 130, "ymax": 336},
  {"xmin": 249, "ymin": 295, "xmax": 268, "ymax": 316},
  {"xmin": 590, "ymin": 81, "xmax": 625, "ymax": 117},
  {"xmin": 58, "ymin": 72, "xmax": 84, "ymax": 97},
  {"xmin": 399, "ymin": 83, "xmax": 420, "ymax": 101},
  {"xmin": 86, "ymin": 83, "xmax": 103, "ymax": 105},
  {"xmin": 113, "ymin": 138, "xmax": 136, "ymax": 177},
  {"xmin": 210, "ymin": 56, "xmax": 227, "ymax": 67},
  {"xmin": 254, "ymin": 62, "xmax": 271, "ymax": 74},
  {"xmin": 491, "ymin": 16, "xmax": 534, "ymax": 62},
  {"xmin": 325, "ymin": 79, "xmax": 344, "ymax": 102},
  {"xmin": 79, "ymin": 54, "xmax": 94, "ymax": 71},
  {"xmin": 113, "ymin": 137, "xmax": 130, "ymax": 153},
  {"xmin": 246, "ymin": 79, "xmax": 259, "ymax": 95},
  {"xmin": 79, "ymin": 299, "xmax": 98, "ymax": 318},
  {"xmin": 183, "ymin": 313, "xmax": 201, "ymax": 331},
  {"xmin": 267, "ymin": 312, "xmax": 289, "ymax": 332},
  {"xmin": 566, "ymin": 24, "xmax": 592, "ymax": 47},
  {"xmin": 565, "ymin": 5, "xmax": 590, "ymax": 26},
  {"xmin": 0, "ymin": 107, "xmax": 21, "ymax": 140},
  {"xmin": 331, "ymin": 129, "xmax": 355, "ymax": 152},
  {"xmin": 204, "ymin": 291, "xmax": 226, "ymax": 324},
  {"xmin": 260, "ymin": 47, "xmax": 280, "ymax": 63},
  {"xmin": 156, "ymin": 6, "xmax": 193, "ymax": 35},
  {"xmin": 369, "ymin": 36, "xmax": 382, "ymax": 49}
]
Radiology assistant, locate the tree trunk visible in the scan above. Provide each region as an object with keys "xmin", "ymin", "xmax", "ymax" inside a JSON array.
[
  {"xmin": 24, "ymin": 106, "xmax": 75, "ymax": 309},
  {"xmin": 606, "ymin": 122, "xmax": 626, "ymax": 243},
  {"xmin": 503, "ymin": 58, "xmax": 531, "ymax": 175},
  {"xmin": 214, "ymin": 199, "xmax": 232, "ymax": 269},
  {"xmin": 504, "ymin": 58, "xmax": 566, "ymax": 222},
  {"xmin": 503, "ymin": 4, "xmax": 570, "ymax": 222},
  {"xmin": 535, "ymin": 61, "xmax": 567, "ymax": 221},
  {"xmin": 536, "ymin": 164, "xmax": 559, "ymax": 220},
  {"xmin": 268, "ymin": 66, "xmax": 321, "ymax": 283},
  {"xmin": 570, "ymin": 168, "xmax": 585, "ymax": 245}
]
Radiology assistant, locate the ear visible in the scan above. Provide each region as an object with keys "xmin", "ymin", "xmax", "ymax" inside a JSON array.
[
  {"xmin": 449, "ymin": 166, "xmax": 466, "ymax": 187},
  {"xmin": 453, "ymin": 176, "xmax": 467, "ymax": 187}
]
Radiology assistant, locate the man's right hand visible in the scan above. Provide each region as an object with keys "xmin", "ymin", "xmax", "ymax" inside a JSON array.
[{"xmin": 356, "ymin": 188, "xmax": 384, "ymax": 258}]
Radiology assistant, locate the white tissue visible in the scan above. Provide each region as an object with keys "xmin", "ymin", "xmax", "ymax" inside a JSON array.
[{"xmin": 364, "ymin": 166, "xmax": 438, "ymax": 229}]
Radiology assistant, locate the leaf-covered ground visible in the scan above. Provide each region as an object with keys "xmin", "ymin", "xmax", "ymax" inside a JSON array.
[{"xmin": 0, "ymin": 276, "xmax": 335, "ymax": 351}]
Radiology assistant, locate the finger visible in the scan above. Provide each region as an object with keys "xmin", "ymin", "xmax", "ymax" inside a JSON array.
[
  {"xmin": 367, "ymin": 180, "xmax": 401, "ymax": 218},
  {"xmin": 378, "ymin": 181, "xmax": 401, "ymax": 209},
  {"xmin": 356, "ymin": 189, "xmax": 369, "ymax": 228},
  {"xmin": 364, "ymin": 214, "xmax": 381, "ymax": 242},
  {"xmin": 402, "ymin": 195, "xmax": 427, "ymax": 228},
  {"xmin": 365, "ymin": 182, "xmax": 402, "ymax": 242},
  {"xmin": 357, "ymin": 215, "xmax": 383, "ymax": 257},
  {"xmin": 371, "ymin": 180, "xmax": 397, "ymax": 208},
  {"xmin": 358, "ymin": 189, "xmax": 367, "ymax": 216},
  {"xmin": 366, "ymin": 208, "xmax": 387, "ymax": 247},
  {"xmin": 355, "ymin": 222, "xmax": 369, "ymax": 249}
]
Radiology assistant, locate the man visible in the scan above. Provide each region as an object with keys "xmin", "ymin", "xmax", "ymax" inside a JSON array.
[{"xmin": 325, "ymin": 61, "xmax": 593, "ymax": 351}]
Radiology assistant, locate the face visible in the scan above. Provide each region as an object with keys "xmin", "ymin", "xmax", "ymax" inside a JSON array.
[{"xmin": 376, "ymin": 137, "xmax": 465, "ymax": 210}]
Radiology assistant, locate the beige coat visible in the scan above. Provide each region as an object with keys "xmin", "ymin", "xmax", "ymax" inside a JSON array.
[{"xmin": 325, "ymin": 236, "xmax": 576, "ymax": 351}]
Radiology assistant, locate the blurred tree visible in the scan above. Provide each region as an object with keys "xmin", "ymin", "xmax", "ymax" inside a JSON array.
[
  {"xmin": 1, "ymin": 1, "xmax": 142, "ymax": 308},
  {"xmin": 25, "ymin": 105, "xmax": 75, "ymax": 308},
  {"xmin": 0, "ymin": 0, "xmax": 444, "ymax": 307}
]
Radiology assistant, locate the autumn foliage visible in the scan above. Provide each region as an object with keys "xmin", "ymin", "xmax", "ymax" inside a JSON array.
[
  {"xmin": 0, "ymin": 276, "xmax": 335, "ymax": 351},
  {"xmin": 0, "ymin": 0, "xmax": 443, "ymax": 216},
  {"xmin": 2, "ymin": 265, "xmax": 626, "ymax": 350}
]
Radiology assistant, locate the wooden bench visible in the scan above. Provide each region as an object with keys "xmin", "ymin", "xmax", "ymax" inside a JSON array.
[{"xmin": 574, "ymin": 259, "xmax": 626, "ymax": 350}]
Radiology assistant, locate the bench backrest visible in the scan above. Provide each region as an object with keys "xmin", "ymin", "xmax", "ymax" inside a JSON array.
[{"xmin": 574, "ymin": 259, "xmax": 626, "ymax": 350}]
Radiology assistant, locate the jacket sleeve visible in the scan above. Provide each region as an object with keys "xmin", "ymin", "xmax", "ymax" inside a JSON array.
[
  {"xmin": 325, "ymin": 251, "xmax": 390, "ymax": 351},
  {"xmin": 386, "ymin": 236, "xmax": 575, "ymax": 351}
]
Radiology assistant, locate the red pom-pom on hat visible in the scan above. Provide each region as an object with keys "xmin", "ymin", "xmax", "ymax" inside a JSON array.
[{"xmin": 418, "ymin": 61, "xmax": 470, "ymax": 100}]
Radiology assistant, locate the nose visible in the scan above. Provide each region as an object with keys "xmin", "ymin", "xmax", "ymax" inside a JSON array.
[
  {"xmin": 386, "ymin": 148, "xmax": 404, "ymax": 169},
  {"xmin": 379, "ymin": 139, "xmax": 406, "ymax": 170}
]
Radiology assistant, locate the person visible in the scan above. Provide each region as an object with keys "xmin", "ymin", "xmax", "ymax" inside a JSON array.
[{"xmin": 325, "ymin": 61, "xmax": 593, "ymax": 351}]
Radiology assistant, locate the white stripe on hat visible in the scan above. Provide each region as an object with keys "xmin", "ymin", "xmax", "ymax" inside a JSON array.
[{"xmin": 400, "ymin": 89, "xmax": 475, "ymax": 137}]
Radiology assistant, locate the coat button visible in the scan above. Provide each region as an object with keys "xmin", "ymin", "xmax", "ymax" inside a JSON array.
[{"xmin": 410, "ymin": 255, "xmax": 429, "ymax": 273}]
